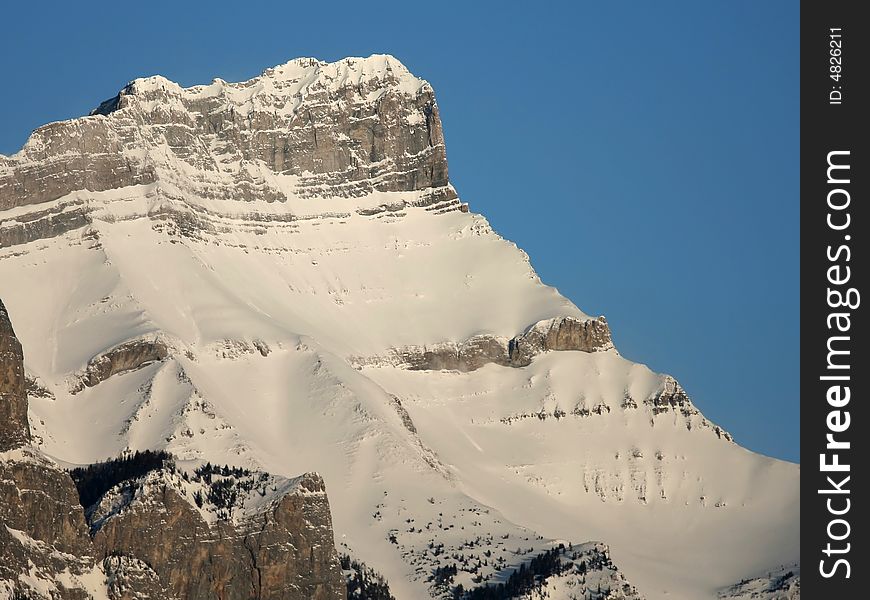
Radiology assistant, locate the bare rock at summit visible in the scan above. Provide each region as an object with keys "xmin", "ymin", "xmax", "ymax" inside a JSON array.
[
  {"xmin": 395, "ymin": 315, "xmax": 614, "ymax": 372},
  {"xmin": 644, "ymin": 376, "xmax": 733, "ymax": 440},
  {"xmin": 0, "ymin": 117, "xmax": 156, "ymax": 213},
  {"xmin": 103, "ymin": 555, "xmax": 175, "ymax": 600},
  {"xmin": 0, "ymin": 448, "xmax": 98, "ymax": 599},
  {"xmin": 0, "ymin": 300, "xmax": 30, "ymax": 451},
  {"xmin": 398, "ymin": 334, "xmax": 511, "ymax": 372}
]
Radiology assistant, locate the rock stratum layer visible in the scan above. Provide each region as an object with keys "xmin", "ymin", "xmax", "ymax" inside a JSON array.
[
  {"xmin": 0, "ymin": 55, "xmax": 798, "ymax": 600},
  {"xmin": 369, "ymin": 316, "xmax": 614, "ymax": 372},
  {"xmin": 0, "ymin": 55, "xmax": 455, "ymax": 248}
]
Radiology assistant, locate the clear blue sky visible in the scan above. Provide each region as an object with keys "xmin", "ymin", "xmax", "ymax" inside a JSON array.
[{"xmin": 0, "ymin": 1, "xmax": 799, "ymax": 462}]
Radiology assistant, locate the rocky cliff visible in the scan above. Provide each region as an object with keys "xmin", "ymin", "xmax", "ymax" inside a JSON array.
[
  {"xmin": 383, "ymin": 315, "xmax": 615, "ymax": 372},
  {"xmin": 0, "ymin": 55, "xmax": 456, "ymax": 248},
  {"xmin": 0, "ymin": 300, "xmax": 346, "ymax": 600},
  {"xmin": 0, "ymin": 300, "xmax": 30, "ymax": 451},
  {"xmin": 0, "ymin": 446, "xmax": 98, "ymax": 600}
]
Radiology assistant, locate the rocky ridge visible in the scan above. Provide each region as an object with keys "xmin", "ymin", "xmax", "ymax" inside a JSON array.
[
  {"xmin": 0, "ymin": 55, "xmax": 457, "ymax": 248},
  {"xmin": 89, "ymin": 467, "xmax": 345, "ymax": 600},
  {"xmin": 377, "ymin": 315, "xmax": 615, "ymax": 372},
  {"xmin": 0, "ymin": 299, "xmax": 30, "ymax": 451}
]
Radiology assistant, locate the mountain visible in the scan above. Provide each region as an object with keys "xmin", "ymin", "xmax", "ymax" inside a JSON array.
[{"xmin": 0, "ymin": 54, "xmax": 798, "ymax": 599}]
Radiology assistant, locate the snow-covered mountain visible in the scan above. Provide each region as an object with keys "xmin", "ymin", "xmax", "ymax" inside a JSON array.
[{"xmin": 0, "ymin": 54, "xmax": 798, "ymax": 599}]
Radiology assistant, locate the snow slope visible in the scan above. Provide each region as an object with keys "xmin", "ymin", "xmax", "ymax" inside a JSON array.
[{"xmin": 0, "ymin": 55, "xmax": 798, "ymax": 599}]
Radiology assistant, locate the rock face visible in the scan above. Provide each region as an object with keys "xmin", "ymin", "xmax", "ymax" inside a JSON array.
[
  {"xmin": 386, "ymin": 315, "xmax": 614, "ymax": 372},
  {"xmin": 75, "ymin": 338, "xmax": 168, "ymax": 392},
  {"xmin": 0, "ymin": 201, "xmax": 91, "ymax": 248},
  {"xmin": 0, "ymin": 55, "xmax": 457, "ymax": 247},
  {"xmin": 0, "ymin": 299, "xmax": 30, "ymax": 451},
  {"xmin": 90, "ymin": 470, "xmax": 345, "ymax": 600},
  {"xmin": 0, "ymin": 299, "xmax": 346, "ymax": 600},
  {"xmin": 103, "ymin": 555, "xmax": 173, "ymax": 600},
  {"xmin": 0, "ymin": 447, "xmax": 98, "ymax": 600}
]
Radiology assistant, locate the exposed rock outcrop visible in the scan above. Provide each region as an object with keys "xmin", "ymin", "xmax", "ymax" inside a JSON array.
[
  {"xmin": 0, "ymin": 55, "xmax": 459, "ymax": 248},
  {"xmin": 1, "ymin": 299, "xmax": 97, "ymax": 598},
  {"xmin": 0, "ymin": 299, "xmax": 30, "ymax": 451},
  {"xmin": 0, "ymin": 447, "xmax": 98, "ymax": 600},
  {"xmin": 0, "ymin": 117, "xmax": 157, "ymax": 213},
  {"xmin": 1, "ymin": 450, "xmax": 347, "ymax": 600},
  {"xmin": 645, "ymin": 375, "xmax": 696, "ymax": 417},
  {"xmin": 645, "ymin": 376, "xmax": 733, "ymax": 440},
  {"xmin": 74, "ymin": 338, "xmax": 169, "ymax": 392},
  {"xmin": 0, "ymin": 200, "xmax": 92, "ymax": 248},
  {"xmin": 103, "ymin": 555, "xmax": 174, "ymax": 600},
  {"xmin": 508, "ymin": 315, "xmax": 614, "ymax": 367},
  {"xmin": 380, "ymin": 315, "xmax": 614, "ymax": 373}
]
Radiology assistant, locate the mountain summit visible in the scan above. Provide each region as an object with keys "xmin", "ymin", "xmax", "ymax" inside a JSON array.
[{"xmin": 0, "ymin": 55, "xmax": 798, "ymax": 599}]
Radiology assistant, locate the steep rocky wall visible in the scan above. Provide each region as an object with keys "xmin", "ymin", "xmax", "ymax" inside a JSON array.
[
  {"xmin": 0, "ymin": 299, "xmax": 29, "ymax": 451},
  {"xmin": 73, "ymin": 338, "xmax": 169, "ymax": 392},
  {"xmin": 0, "ymin": 118, "xmax": 157, "ymax": 212},
  {"xmin": 1, "ymin": 300, "xmax": 97, "ymax": 598},
  {"xmin": 0, "ymin": 448, "xmax": 98, "ymax": 599},
  {"xmin": 0, "ymin": 55, "xmax": 457, "ymax": 246},
  {"xmin": 508, "ymin": 315, "xmax": 614, "ymax": 367}
]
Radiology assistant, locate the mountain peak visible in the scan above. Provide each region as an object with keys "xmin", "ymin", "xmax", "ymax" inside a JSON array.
[
  {"xmin": 97, "ymin": 53, "xmax": 427, "ymax": 117},
  {"xmin": 0, "ymin": 298, "xmax": 30, "ymax": 452}
]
